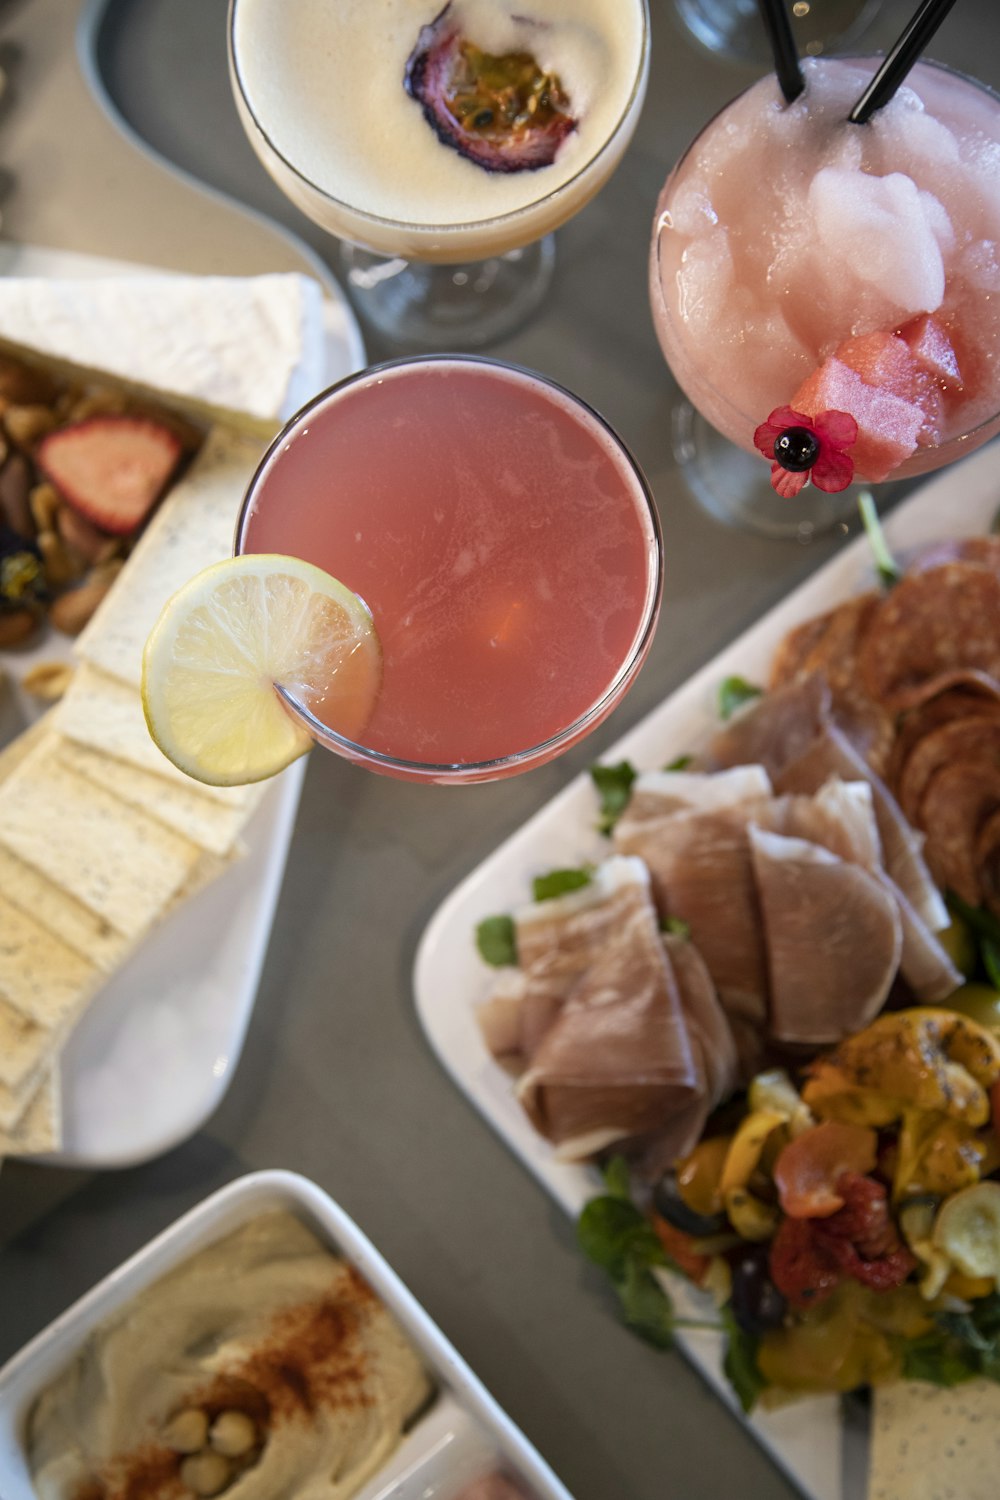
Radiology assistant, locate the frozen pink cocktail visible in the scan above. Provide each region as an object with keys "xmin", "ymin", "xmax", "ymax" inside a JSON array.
[
  {"xmin": 650, "ymin": 58, "xmax": 1000, "ymax": 489},
  {"xmin": 236, "ymin": 357, "xmax": 662, "ymax": 783}
]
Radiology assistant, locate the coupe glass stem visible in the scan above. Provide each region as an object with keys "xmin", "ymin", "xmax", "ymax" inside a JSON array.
[{"xmin": 338, "ymin": 236, "xmax": 556, "ymax": 349}]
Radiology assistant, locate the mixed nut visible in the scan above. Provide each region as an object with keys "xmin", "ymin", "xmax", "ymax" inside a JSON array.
[{"xmin": 0, "ymin": 351, "xmax": 201, "ymax": 645}]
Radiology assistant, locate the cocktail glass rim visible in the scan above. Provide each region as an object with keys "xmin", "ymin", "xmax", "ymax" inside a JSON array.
[
  {"xmin": 651, "ymin": 55, "xmax": 1000, "ymax": 470},
  {"xmin": 227, "ymin": 0, "xmax": 651, "ymax": 244},
  {"xmin": 233, "ymin": 352, "xmax": 664, "ymax": 784}
]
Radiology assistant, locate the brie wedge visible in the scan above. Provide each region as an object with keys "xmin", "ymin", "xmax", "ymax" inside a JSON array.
[{"xmin": 0, "ymin": 271, "xmax": 328, "ymax": 433}]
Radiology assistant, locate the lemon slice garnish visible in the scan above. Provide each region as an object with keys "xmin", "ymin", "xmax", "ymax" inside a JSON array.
[{"xmin": 141, "ymin": 554, "xmax": 381, "ymax": 786}]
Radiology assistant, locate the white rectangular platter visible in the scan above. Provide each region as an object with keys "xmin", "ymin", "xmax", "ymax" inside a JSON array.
[
  {"xmin": 0, "ymin": 241, "xmax": 365, "ymax": 1168},
  {"xmin": 413, "ymin": 438, "xmax": 1000, "ymax": 1500}
]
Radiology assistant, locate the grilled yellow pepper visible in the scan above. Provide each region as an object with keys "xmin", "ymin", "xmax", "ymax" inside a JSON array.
[{"xmin": 803, "ymin": 1009, "xmax": 1000, "ymax": 1129}]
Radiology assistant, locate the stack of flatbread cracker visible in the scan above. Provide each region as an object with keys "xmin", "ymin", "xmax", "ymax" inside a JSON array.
[{"xmin": 0, "ymin": 424, "xmax": 280, "ymax": 1161}]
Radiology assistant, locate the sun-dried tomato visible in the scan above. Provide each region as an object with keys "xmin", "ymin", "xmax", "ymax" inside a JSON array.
[
  {"xmin": 822, "ymin": 1236, "xmax": 917, "ymax": 1291},
  {"xmin": 768, "ymin": 1217, "xmax": 842, "ymax": 1309},
  {"xmin": 770, "ymin": 1175, "xmax": 917, "ymax": 1306},
  {"xmin": 819, "ymin": 1173, "xmax": 900, "ymax": 1259}
]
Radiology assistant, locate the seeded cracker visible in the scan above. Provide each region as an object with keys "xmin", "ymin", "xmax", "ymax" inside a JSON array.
[
  {"xmin": 0, "ymin": 1069, "xmax": 59, "ymax": 1159},
  {"xmin": 0, "ymin": 1000, "xmax": 53, "ymax": 1089},
  {"xmin": 0, "ymin": 1063, "xmax": 50, "ymax": 1131},
  {"xmin": 0, "ymin": 739, "xmax": 202, "ymax": 940},
  {"xmin": 54, "ymin": 735, "xmax": 261, "ymax": 856},
  {"xmin": 0, "ymin": 891, "xmax": 98, "ymax": 1029},
  {"xmin": 0, "ymin": 843, "xmax": 130, "ymax": 971},
  {"xmin": 54, "ymin": 662, "xmax": 257, "ymax": 806}
]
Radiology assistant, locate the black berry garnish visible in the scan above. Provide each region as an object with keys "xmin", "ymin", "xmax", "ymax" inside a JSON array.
[{"xmin": 773, "ymin": 426, "xmax": 821, "ymax": 473}]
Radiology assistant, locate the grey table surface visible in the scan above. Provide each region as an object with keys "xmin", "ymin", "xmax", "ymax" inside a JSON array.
[{"xmin": 2, "ymin": 2, "xmax": 1000, "ymax": 1498}]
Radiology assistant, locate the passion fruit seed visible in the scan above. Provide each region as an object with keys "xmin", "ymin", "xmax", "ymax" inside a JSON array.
[
  {"xmin": 773, "ymin": 427, "xmax": 820, "ymax": 473},
  {"xmin": 405, "ymin": 3, "xmax": 577, "ymax": 172}
]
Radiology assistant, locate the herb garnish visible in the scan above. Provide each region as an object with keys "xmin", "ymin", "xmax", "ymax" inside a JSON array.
[
  {"xmin": 859, "ymin": 489, "xmax": 902, "ymax": 589},
  {"xmin": 532, "ymin": 867, "xmax": 593, "ymax": 902},
  {"xmin": 475, "ymin": 914, "xmax": 517, "ymax": 967},
  {"xmin": 590, "ymin": 760, "xmax": 637, "ymax": 835},
  {"xmin": 662, "ymin": 915, "xmax": 692, "ymax": 940},
  {"xmin": 946, "ymin": 893, "xmax": 1000, "ymax": 989},
  {"xmin": 721, "ymin": 1307, "xmax": 766, "ymax": 1413},
  {"xmin": 577, "ymin": 1159, "xmax": 722, "ymax": 1353},
  {"xmin": 903, "ymin": 1293, "xmax": 1000, "ymax": 1387},
  {"xmin": 718, "ymin": 676, "xmax": 763, "ymax": 721}
]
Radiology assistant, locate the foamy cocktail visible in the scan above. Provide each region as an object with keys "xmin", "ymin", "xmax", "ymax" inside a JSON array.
[
  {"xmin": 235, "ymin": 357, "xmax": 662, "ymax": 783},
  {"xmin": 229, "ymin": 0, "xmax": 649, "ymax": 264},
  {"xmin": 650, "ymin": 58, "xmax": 1000, "ymax": 493}
]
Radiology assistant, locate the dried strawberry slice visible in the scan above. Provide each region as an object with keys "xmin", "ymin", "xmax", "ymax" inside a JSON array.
[
  {"xmin": 404, "ymin": 4, "xmax": 577, "ymax": 173},
  {"xmin": 37, "ymin": 415, "xmax": 183, "ymax": 538}
]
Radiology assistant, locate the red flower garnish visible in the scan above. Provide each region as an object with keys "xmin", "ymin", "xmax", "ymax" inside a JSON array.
[{"xmin": 753, "ymin": 406, "xmax": 857, "ymax": 498}]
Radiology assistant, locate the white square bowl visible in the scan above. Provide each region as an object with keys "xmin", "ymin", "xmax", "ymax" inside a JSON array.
[{"xmin": 0, "ymin": 1170, "xmax": 574, "ymax": 1500}]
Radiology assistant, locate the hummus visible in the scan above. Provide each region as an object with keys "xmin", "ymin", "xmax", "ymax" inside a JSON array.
[{"xmin": 27, "ymin": 1211, "xmax": 433, "ymax": 1500}]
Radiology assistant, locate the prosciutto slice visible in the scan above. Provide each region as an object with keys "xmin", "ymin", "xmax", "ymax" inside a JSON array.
[
  {"xmin": 766, "ymin": 593, "xmax": 894, "ymax": 774},
  {"xmin": 616, "ymin": 765, "xmax": 773, "ymax": 835},
  {"xmin": 614, "ymin": 804, "xmax": 769, "ymax": 1075},
  {"xmin": 629, "ymin": 934, "xmax": 739, "ymax": 1181},
  {"xmin": 706, "ymin": 672, "xmax": 830, "ymax": 778},
  {"xmin": 510, "ymin": 858, "xmax": 703, "ymax": 1159},
  {"xmin": 748, "ymin": 826, "xmax": 902, "ymax": 1045},
  {"xmin": 773, "ymin": 721, "xmax": 948, "ymax": 934}
]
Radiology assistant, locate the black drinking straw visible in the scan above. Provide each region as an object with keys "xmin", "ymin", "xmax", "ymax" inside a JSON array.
[
  {"xmin": 756, "ymin": 0, "xmax": 804, "ymax": 104},
  {"xmin": 849, "ymin": 0, "xmax": 960, "ymax": 125}
]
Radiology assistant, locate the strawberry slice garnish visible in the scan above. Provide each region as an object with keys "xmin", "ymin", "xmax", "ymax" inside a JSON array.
[{"xmin": 36, "ymin": 414, "xmax": 184, "ymax": 537}]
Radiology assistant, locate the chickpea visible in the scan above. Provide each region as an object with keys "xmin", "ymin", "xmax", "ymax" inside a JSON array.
[
  {"xmin": 208, "ymin": 1410, "xmax": 257, "ymax": 1458},
  {"xmin": 179, "ymin": 1450, "xmax": 232, "ymax": 1498}
]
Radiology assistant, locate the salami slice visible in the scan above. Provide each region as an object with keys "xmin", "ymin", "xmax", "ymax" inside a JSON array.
[
  {"xmin": 887, "ymin": 686, "xmax": 1000, "ymax": 792},
  {"xmin": 976, "ymin": 806, "xmax": 1000, "ymax": 919},
  {"xmin": 858, "ymin": 563, "xmax": 1000, "ymax": 711},
  {"xmin": 894, "ymin": 715, "xmax": 1000, "ymax": 825},
  {"xmin": 918, "ymin": 760, "xmax": 1000, "ymax": 905},
  {"xmin": 767, "ymin": 593, "xmax": 893, "ymax": 773}
]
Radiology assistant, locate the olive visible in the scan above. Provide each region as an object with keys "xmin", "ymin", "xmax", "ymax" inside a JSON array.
[
  {"xmin": 937, "ymin": 915, "xmax": 977, "ymax": 979},
  {"xmin": 941, "ymin": 982, "xmax": 1000, "ymax": 1034},
  {"xmin": 652, "ymin": 1171, "xmax": 727, "ymax": 1237},
  {"xmin": 729, "ymin": 1245, "xmax": 788, "ymax": 1335}
]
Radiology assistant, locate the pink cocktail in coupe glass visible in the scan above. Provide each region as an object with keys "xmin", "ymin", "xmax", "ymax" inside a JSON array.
[
  {"xmin": 649, "ymin": 56, "xmax": 1000, "ymax": 538},
  {"xmin": 235, "ymin": 356, "xmax": 662, "ymax": 783}
]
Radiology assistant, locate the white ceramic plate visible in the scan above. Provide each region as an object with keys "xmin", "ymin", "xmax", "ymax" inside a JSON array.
[
  {"xmin": 0, "ymin": 1169, "xmax": 575, "ymax": 1500},
  {"xmin": 0, "ymin": 242, "xmax": 365, "ymax": 1168},
  {"xmin": 413, "ymin": 439, "xmax": 1000, "ymax": 1500}
]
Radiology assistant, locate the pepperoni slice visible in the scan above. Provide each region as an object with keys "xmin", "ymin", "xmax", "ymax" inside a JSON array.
[
  {"xmin": 919, "ymin": 760, "xmax": 1000, "ymax": 904},
  {"xmin": 858, "ymin": 563, "xmax": 1000, "ymax": 712},
  {"xmin": 887, "ymin": 685, "xmax": 1000, "ymax": 794},
  {"xmin": 894, "ymin": 715, "xmax": 1000, "ymax": 825}
]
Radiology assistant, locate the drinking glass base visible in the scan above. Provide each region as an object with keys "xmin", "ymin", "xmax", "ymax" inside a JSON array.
[
  {"xmin": 339, "ymin": 237, "xmax": 556, "ymax": 350},
  {"xmin": 672, "ymin": 0, "xmax": 885, "ymax": 63},
  {"xmin": 672, "ymin": 402, "xmax": 860, "ymax": 542}
]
